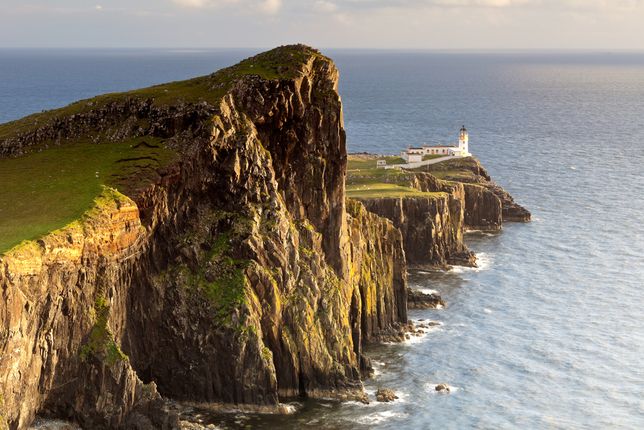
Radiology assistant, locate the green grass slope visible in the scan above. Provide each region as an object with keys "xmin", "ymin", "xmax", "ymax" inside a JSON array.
[
  {"xmin": 0, "ymin": 138, "xmax": 174, "ymax": 253},
  {"xmin": 346, "ymin": 154, "xmax": 445, "ymax": 199},
  {"xmin": 0, "ymin": 45, "xmax": 326, "ymax": 142},
  {"xmin": 0, "ymin": 45, "xmax": 324, "ymax": 255}
]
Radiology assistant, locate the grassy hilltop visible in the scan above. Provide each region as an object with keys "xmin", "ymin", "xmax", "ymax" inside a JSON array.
[
  {"xmin": 346, "ymin": 154, "xmax": 447, "ymax": 199},
  {"xmin": 0, "ymin": 46, "xmax": 326, "ymax": 254},
  {"xmin": 0, "ymin": 138, "xmax": 174, "ymax": 252}
]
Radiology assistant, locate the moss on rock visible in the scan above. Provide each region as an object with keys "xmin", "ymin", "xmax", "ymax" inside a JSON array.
[{"xmin": 79, "ymin": 295, "xmax": 128, "ymax": 366}]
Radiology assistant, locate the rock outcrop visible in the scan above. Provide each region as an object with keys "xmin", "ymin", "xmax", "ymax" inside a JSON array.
[
  {"xmin": 356, "ymin": 194, "xmax": 476, "ymax": 268},
  {"xmin": 0, "ymin": 46, "xmax": 408, "ymax": 430},
  {"xmin": 462, "ymin": 183, "xmax": 503, "ymax": 231},
  {"xmin": 348, "ymin": 156, "xmax": 529, "ymax": 268},
  {"xmin": 423, "ymin": 157, "xmax": 531, "ymax": 226},
  {"xmin": 407, "ymin": 288, "xmax": 445, "ymax": 309},
  {"xmin": 375, "ymin": 388, "xmax": 398, "ymax": 402}
]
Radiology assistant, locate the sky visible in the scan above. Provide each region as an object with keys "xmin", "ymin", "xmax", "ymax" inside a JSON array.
[{"xmin": 0, "ymin": 0, "xmax": 643, "ymax": 50}]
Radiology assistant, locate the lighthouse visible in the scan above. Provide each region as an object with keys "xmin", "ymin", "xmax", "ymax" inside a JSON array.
[{"xmin": 458, "ymin": 125, "xmax": 470, "ymax": 156}]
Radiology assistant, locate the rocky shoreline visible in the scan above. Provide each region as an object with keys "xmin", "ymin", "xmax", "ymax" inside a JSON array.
[{"xmin": 0, "ymin": 45, "xmax": 529, "ymax": 430}]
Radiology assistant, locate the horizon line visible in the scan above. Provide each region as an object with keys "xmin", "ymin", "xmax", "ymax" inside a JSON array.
[{"xmin": 0, "ymin": 46, "xmax": 643, "ymax": 54}]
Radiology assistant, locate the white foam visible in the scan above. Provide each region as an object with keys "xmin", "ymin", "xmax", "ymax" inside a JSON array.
[
  {"xmin": 394, "ymin": 390, "xmax": 409, "ymax": 403},
  {"xmin": 383, "ymin": 330, "xmax": 430, "ymax": 346},
  {"xmin": 345, "ymin": 400, "xmax": 378, "ymax": 408},
  {"xmin": 355, "ymin": 410, "xmax": 408, "ymax": 425},
  {"xmin": 415, "ymin": 270, "xmax": 434, "ymax": 275},
  {"xmin": 451, "ymin": 252, "xmax": 492, "ymax": 273},
  {"xmin": 277, "ymin": 403, "xmax": 299, "ymax": 414},
  {"xmin": 29, "ymin": 420, "xmax": 81, "ymax": 430},
  {"xmin": 403, "ymin": 332, "xmax": 429, "ymax": 344},
  {"xmin": 425, "ymin": 382, "xmax": 460, "ymax": 394},
  {"xmin": 465, "ymin": 230, "xmax": 496, "ymax": 237},
  {"xmin": 419, "ymin": 288, "xmax": 439, "ymax": 295}
]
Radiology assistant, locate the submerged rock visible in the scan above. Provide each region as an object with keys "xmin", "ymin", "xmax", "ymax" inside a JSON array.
[
  {"xmin": 435, "ymin": 384, "xmax": 451, "ymax": 393},
  {"xmin": 375, "ymin": 388, "xmax": 399, "ymax": 402}
]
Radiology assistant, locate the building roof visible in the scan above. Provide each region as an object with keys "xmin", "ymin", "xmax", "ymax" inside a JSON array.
[{"xmin": 423, "ymin": 144, "xmax": 457, "ymax": 148}]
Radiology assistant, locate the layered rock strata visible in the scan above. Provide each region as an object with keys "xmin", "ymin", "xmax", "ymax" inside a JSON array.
[
  {"xmin": 351, "ymin": 159, "xmax": 530, "ymax": 268},
  {"xmin": 357, "ymin": 194, "xmax": 475, "ymax": 268},
  {"xmin": 0, "ymin": 46, "xmax": 408, "ymax": 430}
]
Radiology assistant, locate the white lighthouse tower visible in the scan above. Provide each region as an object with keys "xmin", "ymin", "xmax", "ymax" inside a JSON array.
[{"xmin": 458, "ymin": 125, "xmax": 471, "ymax": 156}]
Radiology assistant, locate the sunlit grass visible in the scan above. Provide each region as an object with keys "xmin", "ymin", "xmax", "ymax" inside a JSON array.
[
  {"xmin": 0, "ymin": 138, "xmax": 175, "ymax": 253},
  {"xmin": 346, "ymin": 183, "xmax": 444, "ymax": 199}
]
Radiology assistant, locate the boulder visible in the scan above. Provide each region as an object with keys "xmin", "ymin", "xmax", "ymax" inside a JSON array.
[
  {"xmin": 407, "ymin": 288, "xmax": 445, "ymax": 309},
  {"xmin": 435, "ymin": 383, "xmax": 451, "ymax": 393},
  {"xmin": 375, "ymin": 388, "xmax": 399, "ymax": 402}
]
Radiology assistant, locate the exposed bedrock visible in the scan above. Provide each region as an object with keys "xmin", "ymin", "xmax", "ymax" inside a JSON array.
[
  {"xmin": 411, "ymin": 171, "xmax": 504, "ymax": 231},
  {"xmin": 0, "ymin": 46, "xmax": 408, "ymax": 429},
  {"xmin": 356, "ymin": 194, "xmax": 476, "ymax": 268},
  {"xmin": 425, "ymin": 158, "xmax": 531, "ymax": 224},
  {"xmin": 352, "ymin": 157, "xmax": 529, "ymax": 269},
  {"xmin": 0, "ymin": 191, "xmax": 177, "ymax": 430},
  {"xmin": 407, "ymin": 288, "xmax": 445, "ymax": 310},
  {"xmin": 462, "ymin": 183, "xmax": 503, "ymax": 231},
  {"xmin": 486, "ymin": 183, "xmax": 532, "ymax": 222}
]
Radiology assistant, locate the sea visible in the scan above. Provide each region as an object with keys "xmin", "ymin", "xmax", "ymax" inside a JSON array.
[{"xmin": 1, "ymin": 48, "xmax": 643, "ymax": 429}]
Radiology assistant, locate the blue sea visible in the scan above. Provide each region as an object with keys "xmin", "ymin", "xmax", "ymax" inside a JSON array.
[{"xmin": 2, "ymin": 49, "xmax": 643, "ymax": 429}]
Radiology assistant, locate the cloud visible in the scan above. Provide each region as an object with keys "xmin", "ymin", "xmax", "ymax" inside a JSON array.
[
  {"xmin": 172, "ymin": 0, "xmax": 214, "ymax": 7},
  {"xmin": 314, "ymin": 0, "xmax": 644, "ymax": 11},
  {"xmin": 260, "ymin": 0, "xmax": 283, "ymax": 14},
  {"xmin": 315, "ymin": 1, "xmax": 339, "ymax": 12},
  {"xmin": 331, "ymin": 0, "xmax": 532, "ymax": 10},
  {"xmin": 171, "ymin": 0, "xmax": 282, "ymax": 14}
]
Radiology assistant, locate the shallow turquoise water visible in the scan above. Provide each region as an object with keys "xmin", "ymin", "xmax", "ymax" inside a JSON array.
[{"xmin": 2, "ymin": 49, "xmax": 643, "ymax": 429}]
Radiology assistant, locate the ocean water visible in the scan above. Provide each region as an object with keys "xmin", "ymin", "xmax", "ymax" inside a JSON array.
[{"xmin": 1, "ymin": 49, "xmax": 643, "ymax": 429}]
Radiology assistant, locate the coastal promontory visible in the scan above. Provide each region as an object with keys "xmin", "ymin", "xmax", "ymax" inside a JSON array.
[{"xmin": 0, "ymin": 45, "xmax": 528, "ymax": 429}]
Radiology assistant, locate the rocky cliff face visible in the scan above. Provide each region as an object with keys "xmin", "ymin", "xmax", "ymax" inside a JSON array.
[
  {"xmin": 350, "ymin": 172, "xmax": 477, "ymax": 268},
  {"xmin": 462, "ymin": 183, "xmax": 503, "ymax": 231},
  {"xmin": 0, "ymin": 46, "xmax": 408, "ymax": 429},
  {"xmin": 425, "ymin": 157, "xmax": 531, "ymax": 225},
  {"xmin": 350, "ymin": 157, "xmax": 530, "ymax": 268},
  {"xmin": 356, "ymin": 194, "xmax": 475, "ymax": 268}
]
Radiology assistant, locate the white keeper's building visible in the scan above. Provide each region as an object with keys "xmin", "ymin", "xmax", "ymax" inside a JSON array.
[{"xmin": 401, "ymin": 126, "xmax": 471, "ymax": 163}]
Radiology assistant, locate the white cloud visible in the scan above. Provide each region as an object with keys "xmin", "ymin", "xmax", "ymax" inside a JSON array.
[
  {"xmin": 95, "ymin": 5, "xmax": 103, "ymax": 11},
  {"xmin": 172, "ymin": 0, "xmax": 212, "ymax": 7},
  {"xmin": 260, "ymin": 0, "xmax": 283, "ymax": 14},
  {"xmin": 315, "ymin": 1, "xmax": 339, "ymax": 12},
  {"xmin": 171, "ymin": 0, "xmax": 281, "ymax": 14}
]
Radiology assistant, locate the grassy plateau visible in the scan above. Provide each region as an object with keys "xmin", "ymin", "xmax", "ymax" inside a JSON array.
[
  {"xmin": 0, "ymin": 45, "xmax": 324, "ymax": 254},
  {"xmin": 346, "ymin": 154, "xmax": 444, "ymax": 199},
  {"xmin": 0, "ymin": 138, "xmax": 175, "ymax": 253}
]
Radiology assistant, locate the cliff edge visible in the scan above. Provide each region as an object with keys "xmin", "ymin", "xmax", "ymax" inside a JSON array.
[
  {"xmin": 0, "ymin": 45, "xmax": 407, "ymax": 429},
  {"xmin": 346, "ymin": 154, "xmax": 530, "ymax": 268}
]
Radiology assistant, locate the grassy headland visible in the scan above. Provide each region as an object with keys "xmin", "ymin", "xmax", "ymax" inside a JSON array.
[
  {"xmin": 410, "ymin": 156, "xmax": 481, "ymax": 182},
  {"xmin": 0, "ymin": 138, "xmax": 175, "ymax": 253},
  {"xmin": 0, "ymin": 45, "xmax": 326, "ymax": 143},
  {"xmin": 346, "ymin": 153, "xmax": 442, "ymax": 199},
  {"xmin": 0, "ymin": 45, "xmax": 325, "ymax": 254}
]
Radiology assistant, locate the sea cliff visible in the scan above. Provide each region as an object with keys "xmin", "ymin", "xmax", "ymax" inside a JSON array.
[
  {"xmin": 0, "ymin": 46, "xmax": 408, "ymax": 429},
  {"xmin": 0, "ymin": 45, "xmax": 528, "ymax": 430},
  {"xmin": 346, "ymin": 157, "xmax": 530, "ymax": 268}
]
